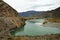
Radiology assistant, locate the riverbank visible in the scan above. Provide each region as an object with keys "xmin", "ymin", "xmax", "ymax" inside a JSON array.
[
  {"xmin": 1, "ymin": 34, "xmax": 59, "ymax": 40},
  {"xmin": 13, "ymin": 34, "xmax": 60, "ymax": 40}
]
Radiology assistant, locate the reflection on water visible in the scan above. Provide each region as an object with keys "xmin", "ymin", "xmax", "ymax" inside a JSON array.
[
  {"xmin": 28, "ymin": 21, "xmax": 38, "ymax": 23},
  {"xmin": 13, "ymin": 19, "xmax": 60, "ymax": 36}
]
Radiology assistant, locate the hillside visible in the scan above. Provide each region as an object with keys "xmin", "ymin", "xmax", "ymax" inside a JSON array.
[
  {"xmin": 0, "ymin": 1, "xmax": 18, "ymax": 17},
  {"xmin": 0, "ymin": 0, "xmax": 25, "ymax": 38},
  {"xmin": 52, "ymin": 7, "xmax": 60, "ymax": 18},
  {"xmin": 18, "ymin": 11, "xmax": 44, "ymax": 17},
  {"xmin": 30, "ymin": 7, "xmax": 60, "ymax": 18}
]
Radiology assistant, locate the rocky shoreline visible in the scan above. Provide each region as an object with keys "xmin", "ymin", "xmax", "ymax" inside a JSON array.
[
  {"xmin": 0, "ymin": 34, "xmax": 60, "ymax": 40},
  {"xmin": 13, "ymin": 34, "xmax": 60, "ymax": 40}
]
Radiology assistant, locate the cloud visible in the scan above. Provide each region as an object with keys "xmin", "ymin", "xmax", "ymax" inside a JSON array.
[
  {"xmin": 30, "ymin": 4, "xmax": 54, "ymax": 9},
  {"xmin": 3, "ymin": 0, "xmax": 60, "ymax": 12}
]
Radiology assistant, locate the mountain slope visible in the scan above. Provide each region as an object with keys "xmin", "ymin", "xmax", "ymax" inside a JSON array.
[
  {"xmin": 0, "ymin": 0, "xmax": 25, "ymax": 38},
  {"xmin": 18, "ymin": 11, "xmax": 44, "ymax": 17},
  {"xmin": 52, "ymin": 7, "xmax": 60, "ymax": 18},
  {"xmin": 30, "ymin": 7, "xmax": 60, "ymax": 18}
]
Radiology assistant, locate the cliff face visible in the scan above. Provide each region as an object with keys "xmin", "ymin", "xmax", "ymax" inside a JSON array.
[
  {"xmin": 0, "ymin": 0, "xmax": 18, "ymax": 17},
  {"xmin": 0, "ymin": 0, "xmax": 25, "ymax": 37}
]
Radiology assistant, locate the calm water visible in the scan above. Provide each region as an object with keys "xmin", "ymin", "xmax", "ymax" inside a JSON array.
[{"xmin": 13, "ymin": 19, "xmax": 60, "ymax": 36}]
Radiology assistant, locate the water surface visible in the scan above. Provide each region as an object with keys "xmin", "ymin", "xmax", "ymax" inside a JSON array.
[{"xmin": 13, "ymin": 19, "xmax": 60, "ymax": 36}]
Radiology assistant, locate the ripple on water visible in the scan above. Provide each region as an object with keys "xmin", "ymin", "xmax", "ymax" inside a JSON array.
[{"xmin": 15, "ymin": 19, "xmax": 60, "ymax": 36}]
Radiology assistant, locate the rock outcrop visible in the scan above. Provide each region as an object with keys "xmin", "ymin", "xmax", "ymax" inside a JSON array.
[
  {"xmin": 0, "ymin": 0, "xmax": 18, "ymax": 17},
  {"xmin": 0, "ymin": 0, "xmax": 25, "ymax": 37}
]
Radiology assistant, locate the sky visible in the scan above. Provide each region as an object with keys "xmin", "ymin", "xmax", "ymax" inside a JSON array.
[{"xmin": 3, "ymin": 0, "xmax": 60, "ymax": 12}]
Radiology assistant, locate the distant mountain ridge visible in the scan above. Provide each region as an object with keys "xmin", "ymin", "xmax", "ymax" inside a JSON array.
[
  {"xmin": 18, "ymin": 11, "xmax": 45, "ymax": 17},
  {"xmin": 32, "ymin": 7, "xmax": 60, "ymax": 18},
  {"xmin": 19, "ymin": 7, "xmax": 60, "ymax": 18}
]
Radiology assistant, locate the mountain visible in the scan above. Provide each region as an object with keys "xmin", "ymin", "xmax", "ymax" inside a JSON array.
[
  {"xmin": 18, "ymin": 11, "xmax": 44, "ymax": 17},
  {"xmin": 25, "ymin": 7, "xmax": 60, "ymax": 18},
  {"xmin": 19, "ymin": 7, "xmax": 60, "ymax": 18},
  {"xmin": 0, "ymin": 0, "xmax": 18, "ymax": 17},
  {"xmin": 52, "ymin": 7, "xmax": 60, "ymax": 18},
  {"xmin": 0, "ymin": 0, "xmax": 25, "ymax": 38}
]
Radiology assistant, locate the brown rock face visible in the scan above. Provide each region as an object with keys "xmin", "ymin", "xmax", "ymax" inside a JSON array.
[
  {"xmin": 0, "ymin": 0, "xmax": 25, "ymax": 37},
  {"xmin": 0, "ymin": 0, "xmax": 18, "ymax": 17}
]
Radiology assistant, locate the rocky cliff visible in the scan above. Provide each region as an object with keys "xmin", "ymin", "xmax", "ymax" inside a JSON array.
[
  {"xmin": 0, "ymin": 0, "xmax": 25, "ymax": 38},
  {"xmin": 0, "ymin": 0, "xmax": 18, "ymax": 17}
]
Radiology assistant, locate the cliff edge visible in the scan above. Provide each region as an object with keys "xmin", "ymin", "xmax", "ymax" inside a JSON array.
[{"xmin": 0, "ymin": 0, "xmax": 25, "ymax": 37}]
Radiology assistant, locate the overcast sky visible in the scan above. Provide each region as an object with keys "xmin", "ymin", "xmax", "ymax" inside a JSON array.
[{"xmin": 3, "ymin": 0, "xmax": 60, "ymax": 12}]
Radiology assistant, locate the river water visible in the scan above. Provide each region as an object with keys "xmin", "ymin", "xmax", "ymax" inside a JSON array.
[{"xmin": 13, "ymin": 19, "xmax": 60, "ymax": 36}]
